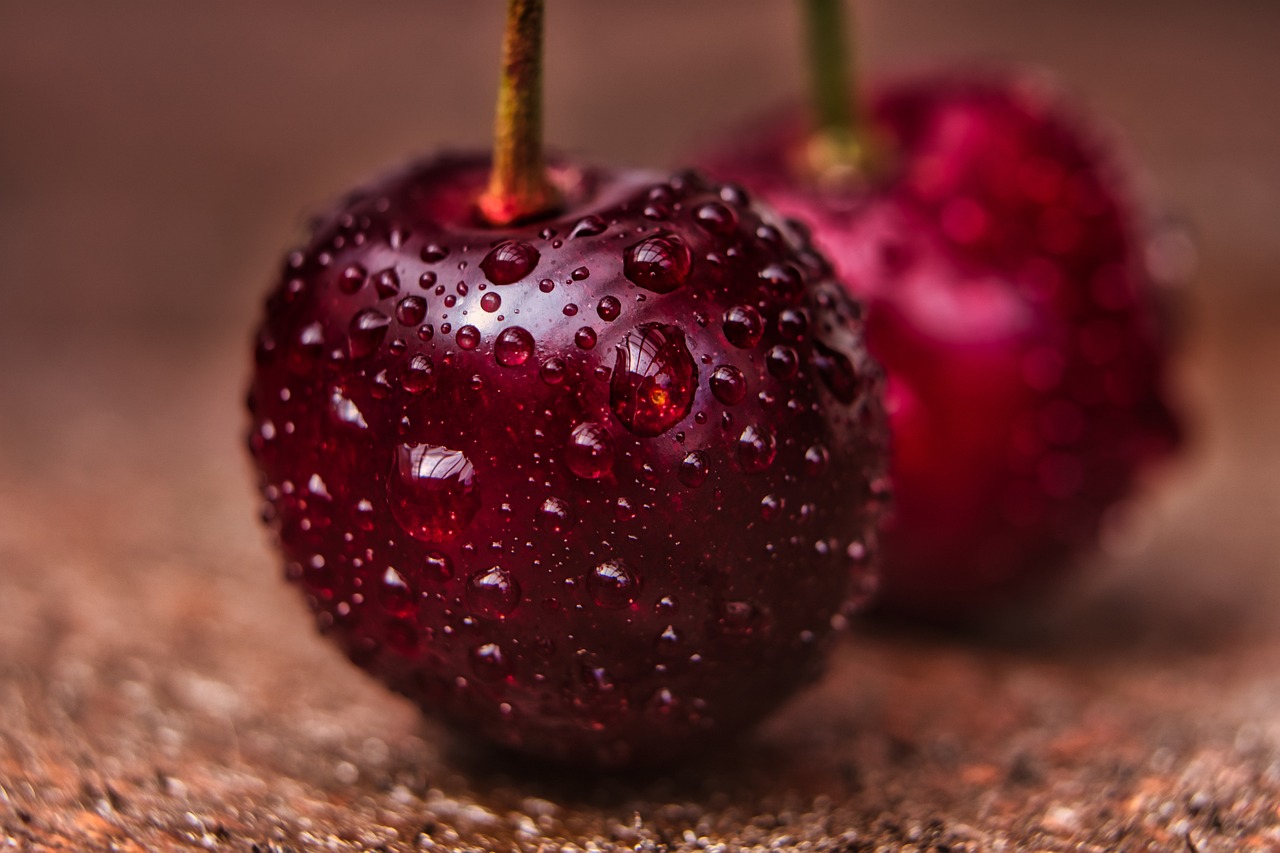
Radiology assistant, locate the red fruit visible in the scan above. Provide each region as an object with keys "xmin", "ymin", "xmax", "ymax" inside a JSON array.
[
  {"xmin": 701, "ymin": 74, "xmax": 1181, "ymax": 617},
  {"xmin": 247, "ymin": 155, "xmax": 888, "ymax": 765}
]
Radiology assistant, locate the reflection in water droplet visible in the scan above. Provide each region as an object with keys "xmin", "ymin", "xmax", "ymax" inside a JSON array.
[
  {"xmin": 338, "ymin": 263, "xmax": 367, "ymax": 294},
  {"xmin": 540, "ymin": 356, "xmax": 567, "ymax": 385},
  {"xmin": 589, "ymin": 559, "xmax": 641, "ymax": 609},
  {"xmin": 536, "ymin": 496, "xmax": 573, "ymax": 532},
  {"xmin": 574, "ymin": 327, "xmax": 597, "ymax": 349},
  {"xmin": 570, "ymin": 215, "xmax": 606, "ymax": 238},
  {"xmin": 737, "ymin": 425, "xmax": 777, "ymax": 472},
  {"xmin": 678, "ymin": 451, "xmax": 709, "ymax": 487},
  {"xmin": 467, "ymin": 566, "xmax": 521, "ymax": 619},
  {"xmin": 329, "ymin": 387, "xmax": 369, "ymax": 429},
  {"xmin": 760, "ymin": 494, "xmax": 782, "ymax": 521},
  {"xmin": 456, "ymin": 325, "xmax": 480, "ymax": 350},
  {"xmin": 348, "ymin": 309, "xmax": 391, "ymax": 358},
  {"xmin": 765, "ymin": 345, "xmax": 799, "ymax": 380},
  {"xmin": 424, "ymin": 550, "xmax": 453, "ymax": 581},
  {"xmin": 373, "ymin": 267, "xmax": 400, "ymax": 299},
  {"xmin": 723, "ymin": 305, "xmax": 764, "ymax": 349},
  {"xmin": 597, "ymin": 296, "xmax": 621, "ymax": 321},
  {"xmin": 624, "ymin": 235, "xmax": 692, "ymax": 294},
  {"xmin": 396, "ymin": 295, "xmax": 427, "ymax": 326},
  {"xmin": 565, "ymin": 422, "xmax": 614, "ymax": 479},
  {"xmin": 709, "ymin": 365, "xmax": 747, "ymax": 405},
  {"xmin": 803, "ymin": 444, "xmax": 830, "ymax": 475},
  {"xmin": 778, "ymin": 308, "xmax": 809, "ymax": 341},
  {"xmin": 480, "ymin": 292, "xmax": 502, "ymax": 313},
  {"xmin": 421, "ymin": 243, "xmax": 450, "ymax": 263},
  {"xmin": 694, "ymin": 201, "xmax": 737, "ymax": 234},
  {"xmin": 379, "ymin": 567, "xmax": 416, "ymax": 617},
  {"xmin": 812, "ymin": 339, "xmax": 862, "ymax": 404},
  {"xmin": 758, "ymin": 262, "xmax": 803, "ymax": 302},
  {"xmin": 609, "ymin": 324, "xmax": 697, "ymax": 437},
  {"xmin": 480, "ymin": 241, "xmax": 540, "ymax": 284},
  {"xmin": 494, "ymin": 326, "xmax": 535, "ymax": 367},
  {"xmin": 388, "ymin": 444, "xmax": 480, "ymax": 542},
  {"xmin": 401, "ymin": 354, "xmax": 434, "ymax": 395},
  {"xmin": 470, "ymin": 642, "xmax": 511, "ymax": 681}
]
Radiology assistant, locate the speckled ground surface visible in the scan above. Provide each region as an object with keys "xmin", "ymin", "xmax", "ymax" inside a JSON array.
[{"xmin": 2, "ymin": 2, "xmax": 1279, "ymax": 850}]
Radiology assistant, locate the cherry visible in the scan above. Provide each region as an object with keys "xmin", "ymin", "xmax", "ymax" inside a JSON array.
[
  {"xmin": 246, "ymin": 0, "xmax": 887, "ymax": 765},
  {"xmin": 700, "ymin": 68, "xmax": 1182, "ymax": 618}
]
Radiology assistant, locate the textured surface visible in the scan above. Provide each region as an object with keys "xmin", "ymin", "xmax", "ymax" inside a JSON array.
[{"xmin": 2, "ymin": 1, "xmax": 1280, "ymax": 850}]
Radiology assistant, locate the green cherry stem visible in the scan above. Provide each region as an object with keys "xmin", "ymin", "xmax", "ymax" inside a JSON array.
[
  {"xmin": 478, "ymin": 0, "xmax": 562, "ymax": 226},
  {"xmin": 804, "ymin": 0, "xmax": 876, "ymax": 184}
]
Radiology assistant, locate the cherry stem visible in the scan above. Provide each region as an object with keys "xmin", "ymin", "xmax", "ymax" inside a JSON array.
[
  {"xmin": 478, "ymin": 0, "xmax": 561, "ymax": 226},
  {"xmin": 804, "ymin": 0, "xmax": 873, "ymax": 182}
]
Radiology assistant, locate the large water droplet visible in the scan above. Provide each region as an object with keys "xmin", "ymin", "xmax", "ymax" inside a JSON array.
[
  {"xmin": 494, "ymin": 326, "xmax": 535, "ymax": 367},
  {"xmin": 421, "ymin": 243, "xmax": 450, "ymax": 263},
  {"xmin": 693, "ymin": 201, "xmax": 737, "ymax": 234},
  {"xmin": 609, "ymin": 324, "xmax": 697, "ymax": 437},
  {"xmin": 723, "ymin": 305, "xmax": 764, "ymax": 348},
  {"xmin": 349, "ymin": 309, "xmax": 391, "ymax": 358},
  {"xmin": 456, "ymin": 325, "xmax": 480, "ymax": 350},
  {"xmin": 396, "ymin": 295, "xmax": 427, "ymax": 326},
  {"xmin": 678, "ymin": 451, "xmax": 709, "ymax": 487},
  {"xmin": 565, "ymin": 422, "xmax": 614, "ymax": 479},
  {"xmin": 758, "ymin": 262, "xmax": 803, "ymax": 303},
  {"xmin": 373, "ymin": 267, "xmax": 401, "ymax": 299},
  {"xmin": 400, "ymin": 354, "xmax": 434, "ymax": 395},
  {"xmin": 540, "ymin": 356, "xmax": 567, "ymax": 385},
  {"xmin": 481, "ymin": 241, "xmax": 540, "ymax": 284},
  {"xmin": 766, "ymin": 345, "xmax": 799, "ymax": 380},
  {"xmin": 737, "ymin": 425, "xmax": 777, "ymax": 472},
  {"xmin": 569, "ymin": 215, "xmax": 606, "ymax": 238},
  {"xmin": 624, "ymin": 235, "xmax": 692, "ymax": 294},
  {"xmin": 589, "ymin": 559, "xmax": 641, "ymax": 609},
  {"xmin": 536, "ymin": 496, "xmax": 573, "ymax": 532},
  {"xmin": 388, "ymin": 444, "xmax": 480, "ymax": 541},
  {"xmin": 812, "ymin": 339, "xmax": 862, "ymax": 404},
  {"xmin": 480, "ymin": 292, "xmax": 501, "ymax": 313},
  {"xmin": 467, "ymin": 566, "xmax": 521, "ymax": 620},
  {"xmin": 338, "ymin": 263, "xmax": 367, "ymax": 294},
  {"xmin": 597, "ymin": 295, "xmax": 621, "ymax": 321}
]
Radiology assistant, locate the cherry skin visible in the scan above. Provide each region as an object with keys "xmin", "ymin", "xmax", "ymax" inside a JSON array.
[
  {"xmin": 247, "ymin": 155, "xmax": 888, "ymax": 766},
  {"xmin": 701, "ymin": 74, "xmax": 1181, "ymax": 619}
]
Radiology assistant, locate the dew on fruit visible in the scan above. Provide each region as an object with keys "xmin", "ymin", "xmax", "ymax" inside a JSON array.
[
  {"xmin": 589, "ymin": 559, "xmax": 641, "ymax": 609},
  {"xmin": 609, "ymin": 323, "xmax": 698, "ymax": 437},
  {"xmin": 597, "ymin": 296, "xmax": 621, "ymax": 321},
  {"xmin": 766, "ymin": 345, "xmax": 799, "ymax": 380},
  {"xmin": 717, "ymin": 600, "xmax": 768, "ymax": 637},
  {"xmin": 572, "ymin": 266, "xmax": 590, "ymax": 281},
  {"xmin": 494, "ymin": 326, "xmax": 535, "ymax": 367},
  {"xmin": 419, "ymin": 271, "xmax": 438, "ymax": 288},
  {"xmin": 401, "ymin": 354, "xmax": 434, "ymax": 395},
  {"xmin": 678, "ymin": 451, "xmax": 710, "ymax": 487},
  {"xmin": 379, "ymin": 567, "xmax": 416, "ymax": 617},
  {"xmin": 563, "ymin": 303, "xmax": 579, "ymax": 317},
  {"xmin": 570, "ymin": 215, "xmax": 606, "ymax": 238},
  {"xmin": 338, "ymin": 263, "xmax": 367, "ymax": 294},
  {"xmin": 738, "ymin": 424, "xmax": 777, "ymax": 472},
  {"xmin": 694, "ymin": 201, "xmax": 737, "ymax": 234},
  {"xmin": 565, "ymin": 422, "xmax": 614, "ymax": 479},
  {"xmin": 723, "ymin": 305, "xmax": 764, "ymax": 349},
  {"xmin": 471, "ymin": 642, "xmax": 511, "ymax": 681},
  {"xmin": 456, "ymin": 325, "xmax": 480, "ymax": 350},
  {"xmin": 289, "ymin": 321, "xmax": 326, "ymax": 372},
  {"xmin": 424, "ymin": 550, "xmax": 453, "ymax": 581},
  {"xmin": 539, "ymin": 356, "xmax": 567, "ymax": 385},
  {"xmin": 539, "ymin": 278, "xmax": 555, "ymax": 293},
  {"xmin": 373, "ymin": 267, "xmax": 401, "ymax": 298},
  {"xmin": 759, "ymin": 263, "xmax": 803, "ymax": 303},
  {"xmin": 396, "ymin": 295, "xmax": 427, "ymax": 326},
  {"xmin": 481, "ymin": 241, "xmax": 540, "ymax": 284},
  {"xmin": 329, "ymin": 386, "xmax": 369, "ymax": 429},
  {"xmin": 778, "ymin": 308, "xmax": 809, "ymax": 341},
  {"xmin": 536, "ymin": 496, "xmax": 573, "ymax": 532},
  {"xmin": 803, "ymin": 444, "xmax": 830, "ymax": 476},
  {"xmin": 480, "ymin": 292, "xmax": 501, "ymax": 313},
  {"xmin": 811, "ymin": 339, "xmax": 861, "ymax": 404},
  {"xmin": 575, "ymin": 327, "xmax": 597, "ymax": 349},
  {"xmin": 624, "ymin": 235, "xmax": 692, "ymax": 294},
  {"xmin": 467, "ymin": 566, "xmax": 521, "ymax": 620},
  {"xmin": 418, "ymin": 323, "xmax": 434, "ymax": 342},
  {"xmin": 348, "ymin": 308, "xmax": 392, "ymax": 358},
  {"xmin": 420, "ymin": 243, "xmax": 449, "ymax": 263},
  {"xmin": 388, "ymin": 444, "xmax": 480, "ymax": 542},
  {"xmin": 709, "ymin": 365, "xmax": 747, "ymax": 405}
]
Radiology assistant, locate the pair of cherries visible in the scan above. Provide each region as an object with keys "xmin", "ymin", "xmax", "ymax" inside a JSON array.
[{"xmin": 247, "ymin": 49, "xmax": 1179, "ymax": 764}]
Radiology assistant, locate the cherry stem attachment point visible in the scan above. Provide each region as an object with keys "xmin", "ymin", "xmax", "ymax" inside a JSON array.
[
  {"xmin": 478, "ymin": 0, "xmax": 562, "ymax": 226},
  {"xmin": 804, "ymin": 0, "xmax": 876, "ymax": 185}
]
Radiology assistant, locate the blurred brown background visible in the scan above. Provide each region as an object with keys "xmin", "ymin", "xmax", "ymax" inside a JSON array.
[{"xmin": 2, "ymin": 2, "xmax": 1279, "ymax": 850}]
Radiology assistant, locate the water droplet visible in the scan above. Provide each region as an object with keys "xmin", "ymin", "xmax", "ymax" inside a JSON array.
[
  {"xmin": 388, "ymin": 444, "xmax": 480, "ymax": 542},
  {"xmin": 379, "ymin": 567, "xmax": 416, "ymax": 617},
  {"xmin": 354, "ymin": 498, "xmax": 376, "ymax": 530},
  {"xmin": 420, "ymin": 243, "xmax": 449, "ymax": 263},
  {"xmin": 538, "ymin": 278, "xmax": 555, "ymax": 293},
  {"xmin": 456, "ymin": 324, "xmax": 480, "ymax": 350},
  {"xmin": 478, "ymin": 292, "xmax": 501, "ymax": 314},
  {"xmin": 737, "ymin": 425, "xmax": 777, "ymax": 472},
  {"xmin": 812, "ymin": 339, "xmax": 861, "ymax": 404},
  {"xmin": 717, "ymin": 600, "xmax": 769, "ymax": 637},
  {"xmin": 563, "ymin": 303, "xmax": 579, "ymax": 317},
  {"xmin": 760, "ymin": 494, "xmax": 782, "ymax": 521},
  {"xmin": 589, "ymin": 559, "xmax": 641, "ymax": 609},
  {"xmin": 766, "ymin": 345, "xmax": 799, "ymax": 380},
  {"xmin": 424, "ymin": 551, "xmax": 453, "ymax": 581},
  {"xmin": 569, "ymin": 215, "xmax": 606, "ymax": 238},
  {"xmin": 480, "ymin": 241, "xmax": 540, "ymax": 284},
  {"xmin": 694, "ymin": 201, "xmax": 737, "ymax": 234},
  {"xmin": 536, "ymin": 497, "xmax": 573, "ymax": 532},
  {"xmin": 723, "ymin": 305, "xmax": 764, "ymax": 348},
  {"xmin": 467, "ymin": 566, "xmax": 520, "ymax": 620},
  {"xmin": 400, "ymin": 354, "xmax": 434, "ymax": 395},
  {"xmin": 396, "ymin": 295, "xmax": 426, "ymax": 326},
  {"xmin": 329, "ymin": 386, "xmax": 368, "ymax": 429},
  {"xmin": 494, "ymin": 326, "xmax": 535, "ymax": 367},
  {"xmin": 572, "ymin": 266, "xmax": 590, "ymax": 281},
  {"xmin": 758, "ymin": 263, "xmax": 803, "ymax": 303},
  {"xmin": 709, "ymin": 365, "xmax": 747, "ymax": 405},
  {"xmin": 804, "ymin": 444, "xmax": 830, "ymax": 475},
  {"xmin": 597, "ymin": 295, "xmax": 621, "ymax": 321},
  {"xmin": 348, "ymin": 309, "xmax": 391, "ymax": 358},
  {"xmin": 419, "ymin": 270, "xmax": 438, "ymax": 288},
  {"xmin": 778, "ymin": 308, "xmax": 809, "ymax": 340},
  {"xmin": 574, "ymin": 327, "xmax": 597, "ymax": 349},
  {"xmin": 678, "ymin": 451, "xmax": 709, "ymax": 487},
  {"xmin": 540, "ymin": 356, "xmax": 567, "ymax": 385},
  {"xmin": 288, "ymin": 321, "xmax": 326, "ymax": 372},
  {"xmin": 418, "ymin": 323, "xmax": 434, "ymax": 342},
  {"xmin": 470, "ymin": 642, "xmax": 510, "ymax": 681},
  {"xmin": 719, "ymin": 183, "xmax": 749, "ymax": 206},
  {"xmin": 373, "ymin": 267, "xmax": 400, "ymax": 298},
  {"xmin": 338, "ymin": 263, "xmax": 367, "ymax": 293},
  {"xmin": 565, "ymin": 422, "xmax": 614, "ymax": 479},
  {"xmin": 609, "ymin": 323, "xmax": 697, "ymax": 437},
  {"xmin": 624, "ymin": 235, "xmax": 692, "ymax": 294}
]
